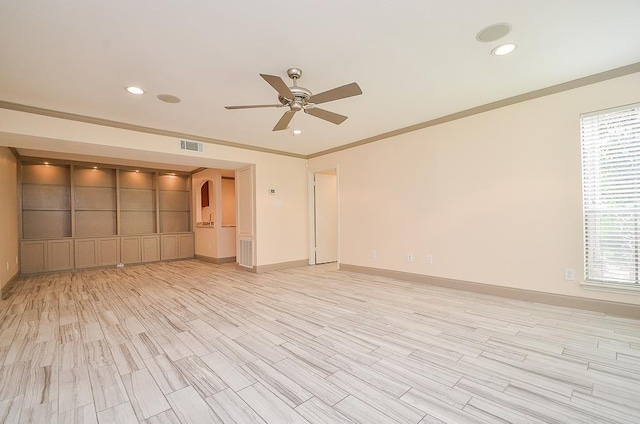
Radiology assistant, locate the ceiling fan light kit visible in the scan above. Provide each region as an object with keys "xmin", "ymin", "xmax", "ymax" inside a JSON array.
[{"xmin": 225, "ymin": 68, "xmax": 362, "ymax": 132}]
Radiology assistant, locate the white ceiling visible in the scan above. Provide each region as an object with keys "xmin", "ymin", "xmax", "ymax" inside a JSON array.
[{"xmin": 1, "ymin": 1, "xmax": 640, "ymax": 156}]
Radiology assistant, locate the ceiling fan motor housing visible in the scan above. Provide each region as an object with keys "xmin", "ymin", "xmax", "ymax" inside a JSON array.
[{"xmin": 278, "ymin": 86, "xmax": 312, "ymax": 108}]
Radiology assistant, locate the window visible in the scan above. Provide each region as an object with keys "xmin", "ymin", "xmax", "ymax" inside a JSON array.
[{"xmin": 580, "ymin": 103, "xmax": 640, "ymax": 286}]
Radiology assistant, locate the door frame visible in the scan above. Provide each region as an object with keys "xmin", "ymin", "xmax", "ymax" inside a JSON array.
[{"xmin": 307, "ymin": 164, "xmax": 340, "ymax": 266}]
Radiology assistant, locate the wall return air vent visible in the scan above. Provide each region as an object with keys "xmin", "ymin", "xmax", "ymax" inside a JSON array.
[
  {"xmin": 238, "ymin": 239, "xmax": 254, "ymax": 269},
  {"xmin": 180, "ymin": 139, "xmax": 204, "ymax": 152}
]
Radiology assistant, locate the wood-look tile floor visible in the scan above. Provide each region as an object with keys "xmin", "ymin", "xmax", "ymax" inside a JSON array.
[{"xmin": 1, "ymin": 260, "xmax": 639, "ymax": 423}]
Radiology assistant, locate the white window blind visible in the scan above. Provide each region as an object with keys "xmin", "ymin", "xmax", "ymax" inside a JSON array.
[{"xmin": 580, "ymin": 103, "xmax": 640, "ymax": 286}]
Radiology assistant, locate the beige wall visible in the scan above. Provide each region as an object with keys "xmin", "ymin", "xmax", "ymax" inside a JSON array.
[
  {"xmin": 218, "ymin": 227, "xmax": 236, "ymax": 258},
  {"xmin": 309, "ymin": 72, "xmax": 640, "ymax": 305},
  {"xmin": 0, "ymin": 112, "xmax": 309, "ymax": 267},
  {"xmin": 253, "ymin": 159, "xmax": 308, "ymax": 266},
  {"xmin": 0, "ymin": 147, "xmax": 19, "ymax": 292}
]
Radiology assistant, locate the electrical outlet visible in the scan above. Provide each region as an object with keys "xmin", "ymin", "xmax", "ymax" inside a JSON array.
[
  {"xmin": 5, "ymin": 261, "xmax": 8, "ymax": 271},
  {"xmin": 426, "ymin": 255, "xmax": 433, "ymax": 265},
  {"xmin": 16, "ymin": 256, "xmax": 18, "ymax": 264},
  {"xmin": 564, "ymin": 268, "xmax": 576, "ymax": 281},
  {"xmin": 407, "ymin": 253, "xmax": 413, "ymax": 262},
  {"xmin": 117, "ymin": 263, "xmax": 125, "ymax": 268},
  {"xmin": 371, "ymin": 250, "xmax": 377, "ymax": 259}
]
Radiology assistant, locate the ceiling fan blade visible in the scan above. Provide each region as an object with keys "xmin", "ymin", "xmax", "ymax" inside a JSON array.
[
  {"xmin": 225, "ymin": 104, "xmax": 282, "ymax": 110},
  {"xmin": 273, "ymin": 110, "xmax": 296, "ymax": 131},
  {"xmin": 261, "ymin": 74, "xmax": 294, "ymax": 99},
  {"xmin": 309, "ymin": 82, "xmax": 362, "ymax": 104},
  {"xmin": 305, "ymin": 107, "xmax": 348, "ymax": 125}
]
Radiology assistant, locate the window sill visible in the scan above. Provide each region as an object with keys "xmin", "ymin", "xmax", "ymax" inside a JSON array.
[{"xmin": 581, "ymin": 281, "xmax": 640, "ymax": 296}]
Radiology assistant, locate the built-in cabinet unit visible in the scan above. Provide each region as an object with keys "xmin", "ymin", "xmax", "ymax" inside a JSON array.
[{"xmin": 19, "ymin": 161, "xmax": 194, "ymax": 274}]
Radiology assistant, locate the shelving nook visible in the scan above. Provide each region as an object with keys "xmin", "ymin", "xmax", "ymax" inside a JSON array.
[{"xmin": 19, "ymin": 161, "xmax": 194, "ymax": 274}]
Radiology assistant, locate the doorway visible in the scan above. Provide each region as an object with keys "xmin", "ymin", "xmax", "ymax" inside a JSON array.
[{"xmin": 309, "ymin": 167, "xmax": 338, "ymax": 265}]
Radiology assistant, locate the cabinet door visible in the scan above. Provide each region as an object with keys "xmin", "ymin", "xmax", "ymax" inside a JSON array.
[
  {"xmin": 49, "ymin": 239, "xmax": 73, "ymax": 271},
  {"xmin": 75, "ymin": 239, "xmax": 98, "ymax": 269},
  {"xmin": 161, "ymin": 235, "xmax": 179, "ymax": 260},
  {"xmin": 21, "ymin": 241, "xmax": 47, "ymax": 274},
  {"xmin": 178, "ymin": 234, "xmax": 194, "ymax": 259},
  {"xmin": 98, "ymin": 238, "xmax": 120, "ymax": 266},
  {"xmin": 142, "ymin": 236, "xmax": 160, "ymax": 262},
  {"xmin": 121, "ymin": 237, "xmax": 141, "ymax": 264}
]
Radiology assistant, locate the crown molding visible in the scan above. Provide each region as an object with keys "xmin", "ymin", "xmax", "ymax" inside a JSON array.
[
  {"xmin": 307, "ymin": 62, "xmax": 640, "ymax": 158},
  {"xmin": 2, "ymin": 62, "xmax": 639, "ymax": 160},
  {"xmin": 0, "ymin": 100, "xmax": 307, "ymax": 159}
]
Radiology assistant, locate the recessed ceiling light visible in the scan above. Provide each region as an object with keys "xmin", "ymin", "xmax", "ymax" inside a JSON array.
[
  {"xmin": 93, "ymin": 166, "xmax": 98, "ymax": 169},
  {"xmin": 135, "ymin": 170, "xmax": 139, "ymax": 173},
  {"xmin": 126, "ymin": 86, "xmax": 145, "ymax": 95},
  {"xmin": 157, "ymin": 94, "xmax": 181, "ymax": 104},
  {"xmin": 292, "ymin": 129, "xmax": 303, "ymax": 136},
  {"xmin": 492, "ymin": 43, "xmax": 517, "ymax": 56},
  {"xmin": 43, "ymin": 162, "xmax": 49, "ymax": 165}
]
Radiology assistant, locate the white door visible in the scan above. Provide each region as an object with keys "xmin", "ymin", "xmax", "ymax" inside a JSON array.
[{"xmin": 314, "ymin": 173, "xmax": 337, "ymax": 264}]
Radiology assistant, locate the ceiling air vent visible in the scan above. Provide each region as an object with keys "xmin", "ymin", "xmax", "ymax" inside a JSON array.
[{"xmin": 180, "ymin": 139, "xmax": 203, "ymax": 152}]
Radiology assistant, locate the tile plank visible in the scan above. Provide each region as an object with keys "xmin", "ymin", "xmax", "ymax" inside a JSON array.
[
  {"xmin": 121, "ymin": 369, "xmax": 171, "ymax": 420},
  {"xmin": 96, "ymin": 402, "xmax": 137, "ymax": 424},
  {"xmin": 143, "ymin": 354, "xmax": 189, "ymax": 395},
  {"xmin": 206, "ymin": 388, "xmax": 267, "ymax": 424},
  {"xmin": 166, "ymin": 385, "xmax": 223, "ymax": 424},
  {"xmin": 237, "ymin": 383, "xmax": 309, "ymax": 424},
  {"xmin": 87, "ymin": 364, "xmax": 128, "ymax": 412},
  {"xmin": 295, "ymin": 397, "xmax": 354, "ymax": 424}
]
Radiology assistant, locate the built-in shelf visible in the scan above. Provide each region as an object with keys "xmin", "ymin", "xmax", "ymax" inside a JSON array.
[
  {"xmin": 21, "ymin": 163, "xmax": 72, "ymax": 239},
  {"xmin": 19, "ymin": 161, "xmax": 194, "ymax": 274},
  {"xmin": 120, "ymin": 170, "xmax": 158, "ymax": 235},
  {"xmin": 74, "ymin": 167, "xmax": 117, "ymax": 237},
  {"xmin": 158, "ymin": 174, "xmax": 190, "ymax": 233}
]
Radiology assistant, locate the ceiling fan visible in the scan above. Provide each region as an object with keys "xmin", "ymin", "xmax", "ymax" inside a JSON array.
[{"xmin": 225, "ymin": 68, "xmax": 362, "ymax": 131}]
